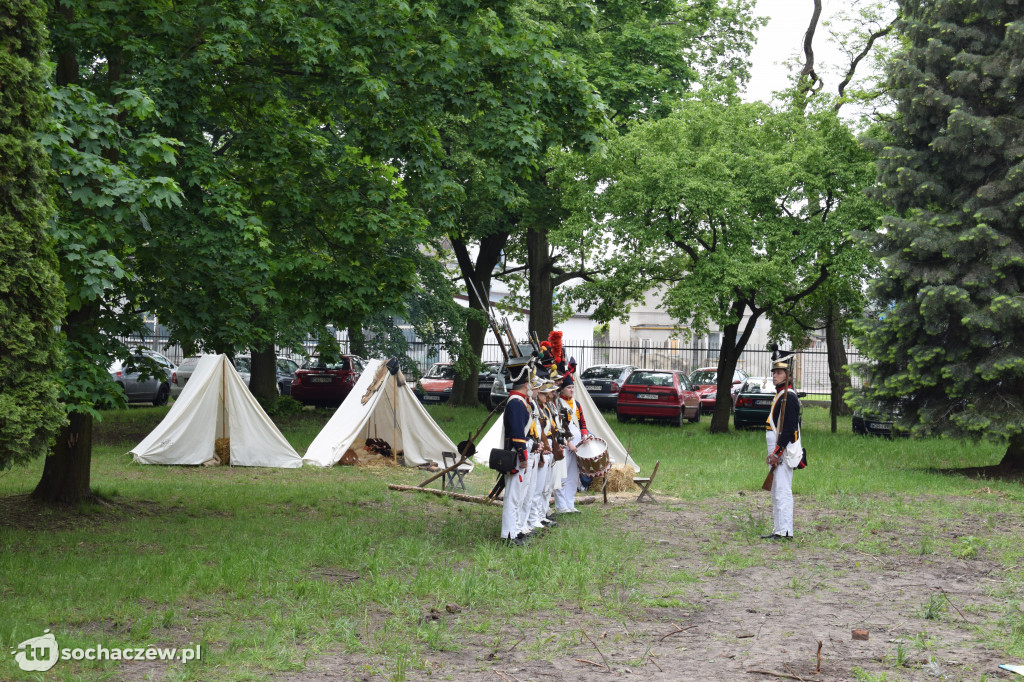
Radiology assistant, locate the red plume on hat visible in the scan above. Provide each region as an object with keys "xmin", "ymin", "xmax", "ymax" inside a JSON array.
[{"xmin": 547, "ymin": 330, "xmax": 563, "ymax": 364}]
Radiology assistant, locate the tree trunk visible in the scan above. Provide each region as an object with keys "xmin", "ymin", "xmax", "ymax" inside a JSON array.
[
  {"xmin": 33, "ymin": 302, "xmax": 98, "ymax": 505},
  {"xmin": 526, "ymin": 226, "xmax": 554, "ymax": 337},
  {"xmin": 999, "ymin": 432, "xmax": 1024, "ymax": 470},
  {"xmin": 825, "ymin": 306, "xmax": 851, "ymax": 433},
  {"xmin": 348, "ymin": 325, "xmax": 366, "ymax": 357},
  {"xmin": 249, "ymin": 345, "xmax": 279, "ymax": 400},
  {"xmin": 709, "ymin": 303, "xmax": 762, "ymax": 434},
  {"xmin": 450, "ymin": 233, "xmax": 507, "ymax": 406},
  {"xmin": 33, "ymin": 410, "xmax": 95, "ymax": 504}
]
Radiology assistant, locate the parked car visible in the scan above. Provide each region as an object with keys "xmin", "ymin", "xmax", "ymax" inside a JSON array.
[
  {"xmin": 290, "ymin": 355, "xmax": 365, "ymax": 406},
  {"xmin": 478, "ymin": 361, "xmax": 503, "ymax": 406},
  {"xmin": 615, "ymin": 369, "xmax": 701, "ymax": 426},
  {"xmin": 852, "ymin": 411, "xmax": 904, "ymax": 438},
  {"xmin": 233, "ymin": 355, "xmax": 300, "ymax": 396},
  {"xmin": 170, "ymin": 356, "xmax": 202, "ymax": 398},
  {"xmin": 689, "ymin": 367, "xmax": 749, "ymax": 413},
  {"xmin": 579, "ymin": 364, "xmax": 637, "ymax": 410},
  {"xmin": 417, "ymin": 362, "xmax": 456, "ymax": 404},
  {"xmin": 173, "ymin": 355, "xmax": 300, "ymax": 397},
  {"xmin": 108, "ymin": 349, "xmax": 175, "ymax": 406},
  {"xmin": 733, "ymin": 377, "xmax": 807, "ymax": 430}
]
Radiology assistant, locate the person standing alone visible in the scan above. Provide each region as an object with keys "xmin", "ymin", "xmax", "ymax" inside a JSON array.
[{"xmin": 763, "ymin": 358, "xmax": 803, "ymax": 540}]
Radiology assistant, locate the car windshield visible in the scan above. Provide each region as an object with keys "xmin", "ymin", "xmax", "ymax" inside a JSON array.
[
  {"xmin": 690, "ymin": 370, "xmax": 717, "ymax": 384},
  {"xmin": 743, "ymin": 379, "xmax": 771, "ymax": 393},
  {"xmin": 627, "ymin": 371, "xmax": 675, "ymax": 387},
  {"xmin": 581, "ymin": 366, "xmax": 626, "ymax": 380},
  {"xmin": 479, "ymin": 363, "xmax": 501, "ymax": 376},
  {"xmin": 303, "ymin": 358, "xmax": 351, "ymax": 371},
  {"xmin": 233, "ymin": 357, "xmax": 252, "ymax": 373},
  {"xmin": 424, "ymin": 364, "xmax": 456, "ymax": 379}
]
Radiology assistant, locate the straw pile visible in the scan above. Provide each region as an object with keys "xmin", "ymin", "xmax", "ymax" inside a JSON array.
[
  {"xmin": 214, "ymin": 438, "xmax": 230, "ymax": 465},
  {"xmin": 353, "ymin": 441, "xmax": 398, "ymax": 468},
  {"xmin": 588, "ymin": 464, "xmax": 637, "ymax": 492}
]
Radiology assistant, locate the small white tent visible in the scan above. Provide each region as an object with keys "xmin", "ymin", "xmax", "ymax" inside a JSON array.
[
  {"xmin": 131, "ymin": 354, "xmax": 302, "ymax": 468},
  {"xmin": 303, "ymin": 360, "xmax": 461, "ymax": 468},
  {"xmin": 473, "ymin": 382, "xmax": 638, "ymax": 471}
]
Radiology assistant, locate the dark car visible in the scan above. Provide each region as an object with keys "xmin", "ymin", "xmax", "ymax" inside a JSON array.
[
  {"xmin": 173, "ymin": 355, "xmax": 300, "ymax": 397},
  {"xmin": 233, "ymin": 355, "xmax": 300, "ymax": 396},
  {"xmin": 417, "ymin": 362, "xmax": 456, "ymax": 404},
  {"xmin": 478, "ymin": 361, "xmax": 502, "ymax": 406},
  {"xmin": 616, "ymin": 369, "xmax": 701, "ymax": 426},
  {"xmin": 290, "ymin": 355, "xmax": 365, "ymax": 406},
  {"xmin": 852, "ymin": 411, "xmax": 902, "ymax": 438},
  {"xmin": 733, "ymin": 377, "xmax": 807, "ymax": 430},
  {"xmin": 579, "ymin": 364, "xmax": 637, "ymax": 410},
  {"xmin": 689, "ymin": 367, "xmax": 749, "ymax": 413},
  {"xmin": 108, "ymin": 349, "xmax": 175, "ymax": 406}
]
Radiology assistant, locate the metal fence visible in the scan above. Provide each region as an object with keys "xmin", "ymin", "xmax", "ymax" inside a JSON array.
[{"xmin": 117, "ymin": 332, "xmax": 865, "ymax": 395}]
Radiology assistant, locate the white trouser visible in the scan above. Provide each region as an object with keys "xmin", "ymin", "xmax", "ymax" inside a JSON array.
[
  {"xmin": 500, "ymin": 468, "xmax": 526, "ymax": 539},
  {"xmin": 529, "ymin": 452, "xmax": 553, "ymax": 528},
  {"xmin": 771, "ymin": 461, "xmax": 795, "ymax": 536},
  {"xmin": 553, "ymin": 450, "xmax": 579, "ymax": 512},
  {"xmin": 517, "ymin": 451, "xmax": 537, "ymax": 536}
]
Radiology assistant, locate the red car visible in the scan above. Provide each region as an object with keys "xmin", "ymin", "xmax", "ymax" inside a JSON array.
[
  {"xmin": 290, "ymin": 355, "xmax": 365, "ymax": 406},
  {"xmin": 616, "ymin": 369, "xmax": 701, "ymax": 426},
  {"xmin": 416, "ymin": 362, "xmax": 456, "ymax": 404},
  {"xmin": 688, "ymin": 367, "xmax": 749, "ymax": 412}
]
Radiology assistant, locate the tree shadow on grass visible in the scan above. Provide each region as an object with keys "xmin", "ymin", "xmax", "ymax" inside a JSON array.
[{"xmin": 927, "ymin": 463, "xmax": 1024, "ymax": 484}]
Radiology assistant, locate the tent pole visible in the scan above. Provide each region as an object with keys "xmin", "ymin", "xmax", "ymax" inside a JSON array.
[
  {"xmin": 393, "ymin": 372, "xmax": 398, "ymax": 461},
  {"xmin": 221, "ymin": 358, "xmax": 227, "ymax": 440}
]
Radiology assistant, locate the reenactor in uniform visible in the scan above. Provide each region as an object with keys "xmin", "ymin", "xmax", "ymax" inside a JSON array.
[
  {"xmin": 500, "ymin": 356, "xmax": 533, "ymax": 546},
  {"xmin": 763, "ymin": 357, "xmax": 803, "ymax": 540},
  {"xmin": 527, "ymin": 378, "xmax": 561, "ymax": 532},
  {"xmin": 554, "ymin": 372, "xmax": 587, "ymax": 514}
]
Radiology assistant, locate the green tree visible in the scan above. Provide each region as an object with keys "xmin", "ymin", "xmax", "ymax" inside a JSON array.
[
  {"xmin": 447, "ymin": 0, "xmax": 760, "ymax": 404},
  {"xmin": 854, "ymin": 0, "xmax": 1024, "ymax": 469},
  {"xmin": 560, "ymin": 97, "xmax": 878, "ymax": 432},
  {"xmin": 0, "ymin": 0, "xmax": 66, "ymax": 470}
]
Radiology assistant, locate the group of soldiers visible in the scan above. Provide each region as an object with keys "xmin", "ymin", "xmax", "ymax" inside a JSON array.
[{"xmin": 498, "ymin": 354, "xmax": 589, "ymax": 546}]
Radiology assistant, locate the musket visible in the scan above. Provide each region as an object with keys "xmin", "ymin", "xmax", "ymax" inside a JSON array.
[
  {"xmin": 502, "ymin": 317, "xmax": 519, "ymax": 357},
  {"xmin": 531, "ymin": 331, "xmax": 543, "ymax": 354},
  {"xmin": 467, "ymin": 278, "xmax": 510, "ymax": 361}
]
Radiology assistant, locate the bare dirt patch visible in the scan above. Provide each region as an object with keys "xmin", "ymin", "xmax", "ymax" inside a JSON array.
[{"xmin": 281, "ymin": 493, "xmax": 1023, "ymax": 681}]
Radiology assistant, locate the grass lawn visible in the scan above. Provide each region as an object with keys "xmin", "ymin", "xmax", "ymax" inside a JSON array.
[{"xmin": 1, "ymin": 402, "xmax": 1022, "ymax": 681}]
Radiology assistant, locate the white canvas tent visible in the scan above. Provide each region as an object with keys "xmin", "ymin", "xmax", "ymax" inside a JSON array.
[
  {"xmin": 131, "ymin": 354, "xmax": 302, "ymax": 467},
  {"xmin": 303, "ymin": 359, "xmax": 462, "ymax": 468},
  {"xmin": 473, "ymin": 381, "xmax": 638, "ymax": 471}
]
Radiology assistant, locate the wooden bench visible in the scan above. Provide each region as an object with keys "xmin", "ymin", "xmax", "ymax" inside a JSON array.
[{"xmin": 634, "ymin": 460, "xmax": 660, "ymax": 503}]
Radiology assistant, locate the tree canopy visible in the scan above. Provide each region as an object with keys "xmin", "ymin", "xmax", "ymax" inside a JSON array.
[{"xmin": 854, "ymin": 0, "xmax": 1024, "ymax": 468}]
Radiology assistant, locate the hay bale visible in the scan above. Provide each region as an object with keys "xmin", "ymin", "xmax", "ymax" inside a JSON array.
[
  {"xmin": 214, "ymin": 438, "xmax": 230, "ymax": 465},
  {"xmin": 588, "ymin": 464, "xmax": 637, "ymax": 492}
]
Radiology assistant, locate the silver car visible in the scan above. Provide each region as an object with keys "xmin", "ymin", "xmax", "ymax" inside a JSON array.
[
  {"xmin": 172, "ymin": 355, "xmax": 299, "ymax": 397},
  {"xmin": 109, "ymin": 350, "xmax": 175, "ymax": 406}
]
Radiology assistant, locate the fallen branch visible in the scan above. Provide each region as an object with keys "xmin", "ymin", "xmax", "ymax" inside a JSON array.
[
  {"xmin": 493, "ymin": 671, "xmax": 514, "ymax": 682},
  {"xmin": 940, "ymin": 588, "xmax": 970, "ymax": 623},
  {"xmin": 784, "ymin": 663, "xmax": 808, "ymax": 681},
  {"xmin": 747, "ymin": 670, "xmax": 805, "ymax": 681},
  {"xmin": 573, "ymin": 658, "xmax": 605, "ymax": 668},
  {"xmin": 388, "ymin": 484, "xmax": 502, "ymax": 507},
  {"xmin": 581, "ymin": 628, "xmax": 609, "ymax": 668},
  {"xmin": 816, "ymin": 640, "xmax": 822, "ymax": 673},
  {"xmin": 659, "ymin": 624, "xmax": 697, "ymax": 641},
  {"xmin": 647, "ymin": 653, "xmax": 663, "ymax": 672}
]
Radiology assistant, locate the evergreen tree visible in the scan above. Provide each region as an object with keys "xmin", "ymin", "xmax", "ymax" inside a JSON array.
[
  {"xmin": 0, "ymin": 0, "xmax": 67, "ymax": 469},
  {"xmin": 856, "ymin": 0, "xmax": 1024, "ymax": 468}
]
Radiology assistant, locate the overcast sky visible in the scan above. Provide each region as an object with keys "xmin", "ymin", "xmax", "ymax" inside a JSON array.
[{"xmin": 742, "ymin": 0, "xmax": 847, "ymax": 103}]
